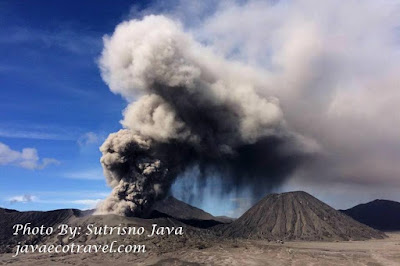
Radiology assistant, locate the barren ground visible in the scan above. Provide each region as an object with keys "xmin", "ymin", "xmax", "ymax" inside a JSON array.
[{"xmin": 1, "ymin": 232, "xmax": 399, "ymax": 265}]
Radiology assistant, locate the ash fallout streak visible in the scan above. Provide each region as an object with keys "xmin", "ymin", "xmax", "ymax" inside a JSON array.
[{"xmin": 96, "ymin": 15, "xmax": 315, "ymax": 217}]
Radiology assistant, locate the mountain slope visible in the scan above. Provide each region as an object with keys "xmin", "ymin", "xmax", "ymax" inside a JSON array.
[
  {"xmin": 220, "ymin": 191, "xmax": 386, "ymax": 241},
  {"xmin": 149, "ymin": 196, "xmax": 231, "ymax": 227},
  {"xmin": 150, "ymin": 196, "xmax": 217, "ymax": 221},
  {"xmin": 340, "ymin": 199, "xmax": 400, "ymax": 231}
]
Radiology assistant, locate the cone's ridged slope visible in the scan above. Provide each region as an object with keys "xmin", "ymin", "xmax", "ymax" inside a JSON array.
[{"xmin": 221, "ymin": 191, "xmax": 385, "ymax": 241}]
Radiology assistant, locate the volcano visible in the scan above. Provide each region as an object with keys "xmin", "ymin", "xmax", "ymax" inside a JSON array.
[{"xmin": 220, "ymin": 191, "xmax": 386, "ymax": 241}]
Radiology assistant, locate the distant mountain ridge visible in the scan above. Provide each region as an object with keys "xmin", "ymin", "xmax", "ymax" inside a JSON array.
[{"xmin": 340, "ymin": 199, "xmax": 400, "ymax": 231}]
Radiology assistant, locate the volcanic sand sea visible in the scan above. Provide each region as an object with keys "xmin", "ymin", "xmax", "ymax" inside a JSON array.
[{"xmin": 1, "ymin": 232, "xmax": 399, "ymax": 266}]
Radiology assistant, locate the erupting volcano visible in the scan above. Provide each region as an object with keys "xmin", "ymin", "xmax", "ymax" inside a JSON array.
[{"xmin": 95, "ymin": 16, "xmax": 317, "ymax": 217}]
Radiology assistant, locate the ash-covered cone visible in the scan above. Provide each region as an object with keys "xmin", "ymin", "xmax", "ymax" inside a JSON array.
[{"xmin": 221, "ymin": 191, "xmax": 386, "ymax": 241}]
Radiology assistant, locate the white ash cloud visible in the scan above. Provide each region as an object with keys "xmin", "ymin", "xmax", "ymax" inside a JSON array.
[
  {"xmin": 96, "ymin": 15, "xmax": 313, "ymax": 216},
  {"xmin": 0, "ymin": 142, "xmax": 59, "ymax": 170}
]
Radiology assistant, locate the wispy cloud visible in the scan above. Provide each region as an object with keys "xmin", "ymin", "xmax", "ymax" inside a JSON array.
[
  {"xmin": 6, "ymin": 197, "xmax": 101, "ymax": 210},
  {"xmin": 0, "ymin": 129, "xmax": 75, "ymax": 141},
  {"xmin": 0, "ymin": 142, "xmax": 59, "ymax": 170},
  {"xmin": 31, "ymin": 190, "xmax": 109, "ymax": 198},
  {"xmin": 0, "ymin": 124, "xmax": 103, "ymax": 143},
  {"xmin": 0, "ymin": 26, "xmax": 101, "ymax": 55},
  {"xmin": 0, "ymin": 123, "xmax": 82, "ymax": 141},
  {"xmin": 63, "ymin": 168, "xmax": 104, "ymax": 180},
  {"xmin": 69, "ymin": 199, "xmax": 102, "ymax": 209},
  {"xmin": 77, "ymin": 132, "xmax": 104, "ymax": 147},
  {"xmin": 8, "ymin": 194, "xmax": 38, "ymax": 204},
  {"xmin": 5, "ymin": 193, "xmax": 103, "ymax": 210}
]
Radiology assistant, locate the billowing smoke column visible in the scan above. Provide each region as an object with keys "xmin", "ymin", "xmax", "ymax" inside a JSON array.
[{"xmin": 96, "ymin": 15, "xmax": 313, "ymax": 216}]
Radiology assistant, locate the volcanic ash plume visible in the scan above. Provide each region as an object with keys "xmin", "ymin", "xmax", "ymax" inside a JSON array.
[{"xmin": 96, "ymin": 15, "xmax": 314, "ymax": 217}]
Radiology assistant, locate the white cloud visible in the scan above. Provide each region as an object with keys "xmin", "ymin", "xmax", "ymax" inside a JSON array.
[
  {"xmin": 47, "ymin": 198, "xmax": 103, "ymax": 209},
  {"xmin": 0, "ymin": 26, "xmax": 101, "ymax": 55},
  {"xmin": 5, "ymin": 194, "xmax": 103, "ymax": 210},
  {"xmin": 34, "ymin": 190, "xmax": 110, "ymax": 198},
  {"xmin": 0, "ymin": 123, "xmax": 81, "ymax": 141},
  {"xmin": 70, "ymin": 199, "xmax": 102, "ymax": 209},
  {"xmin": 8, "ymin": 194, "xmax": 38, "ymax": 204},
  {"xmin": 77, "ymin": 132, "xmax": 102, "ymax": 146},
  {"xmin": 0, "ymin": 129, "xmax": 74, "ymax": 140},
  {"xmin": 63, "ymin": 168, "xmax": 104, "ymax": 180},
  {"xmin": 0, "ymin": 142, "xmax": 59, "ymax": 170}
]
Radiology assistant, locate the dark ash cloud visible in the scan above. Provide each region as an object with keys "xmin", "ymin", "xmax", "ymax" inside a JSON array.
[{"xmin": 95, "ymin": 16, "xmax": 315, "ymax": 216}]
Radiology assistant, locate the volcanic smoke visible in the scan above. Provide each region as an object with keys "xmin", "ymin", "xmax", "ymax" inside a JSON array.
[{"xmin": 96, "ymin": 15, "xmax": 313, "ymax": 217}]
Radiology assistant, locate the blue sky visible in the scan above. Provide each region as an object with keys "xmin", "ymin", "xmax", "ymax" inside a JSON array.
[{"xmin": 0, "ymin": 0, "xmax": 137, "ymax": 211}]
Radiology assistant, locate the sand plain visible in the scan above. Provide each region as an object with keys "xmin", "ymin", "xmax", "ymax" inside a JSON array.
[{"xmin": 1, "ymin": 232, "xmax": 399, "ymax": 266}]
